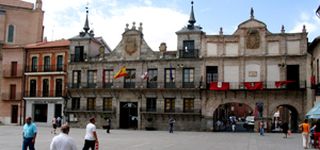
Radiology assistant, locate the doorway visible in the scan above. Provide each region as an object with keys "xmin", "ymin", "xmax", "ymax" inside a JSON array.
[
  {"xmin": 286, "ymin": 65, "xmax": 299, "ymax": 89},
  {"xmin": 34, "ymin": 104, "xmax": 47, "ymax": 122},
  {"xmin": 11, "ymin": 105, "xmax": 18, "ymax": 123},
  {"xmin": 120, "ymin": 102, "xmax": 138, "ymax": 129}
]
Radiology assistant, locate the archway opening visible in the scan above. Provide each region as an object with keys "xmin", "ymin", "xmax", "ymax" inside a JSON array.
[
  {"xmin": 271, "ymin": 105, "xmax": 299, "ymax": 132},
  {"xmin": 213, "ymin": 102, "xmax": 253, "ymax": 132}
]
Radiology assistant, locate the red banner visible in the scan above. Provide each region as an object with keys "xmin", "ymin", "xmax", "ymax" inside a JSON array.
[
  {"xmin": 209, "ymin": 82, "xmax": 230, "ymax": 91},
  {"xmin": 244, "ymin": 82, "xmax": 263, "ymax": 90},
  {"xmin": 274, "ymin": 80, "xmax": 295, "ymax": 88}
]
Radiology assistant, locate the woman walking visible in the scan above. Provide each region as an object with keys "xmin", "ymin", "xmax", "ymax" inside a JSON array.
[{"xmin": 299, "ymin": 119, "xmax": 310, "ymax": 149}]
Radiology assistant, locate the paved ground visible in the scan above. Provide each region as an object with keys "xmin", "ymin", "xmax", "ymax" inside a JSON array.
[{"xmin": 0, "ymin": 125, "xmax": 314, "ymax": 150}]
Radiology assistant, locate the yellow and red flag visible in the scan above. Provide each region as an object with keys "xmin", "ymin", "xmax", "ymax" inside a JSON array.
[{"xmin": 114, "ymin": 66, "xmax": 128, "ymax": 79}]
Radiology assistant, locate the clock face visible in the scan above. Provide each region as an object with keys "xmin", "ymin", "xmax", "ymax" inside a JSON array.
[{"xmin": 125, "ymin": 36, "xmax": 137, "ymax": 55}]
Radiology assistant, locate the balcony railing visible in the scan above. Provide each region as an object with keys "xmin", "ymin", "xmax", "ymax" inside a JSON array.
[
  {"xmin": 2, "ymin": 92, "xmax": 23, "ymax": 101},
  {"xmin": 68, "ymin": 81, "xmax": 200, "ymax": 89},
  {"xmin": 207, "ymin": 81, "xmax": 306, "ymax": 90},
  {"xmin": 3, "ymin": 64, "xmax": 24, "ymax": 78},
  {"xmin": 24, "ymin": 90, "xmax": 65, "ymax": 97},
  {"xmin": 25, "ymin": 64, "xmax": 67, "ymax": 73},
  {"xmin": 179, "ymin": 49, "xmax": 199, "ymax": 58},
  {"xmin": 70, "ymin": 54, "xmax": 86, "ymax": 63}
]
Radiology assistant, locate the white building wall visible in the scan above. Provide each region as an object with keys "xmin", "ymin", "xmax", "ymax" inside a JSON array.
[
  {"xmin": 268, "ymin": 42, "xmax": 280, "ymax": 55},
  {"xmin": 207, "ymin": 43, "xmax": 217, "ymax": 56},
  {"xmin": 287, "ymin": 41, "xmax": 300, "ymax": 55},
  {"xmin": 245, "ymin": 64, "xmax": 260, "ymax": 82},
  {"xmin": 225, "ymin": 43, "xmax": 238, "ymax": 56}
]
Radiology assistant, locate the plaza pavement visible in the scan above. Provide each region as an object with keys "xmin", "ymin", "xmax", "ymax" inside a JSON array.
[{"xmin": 0, "ymin": 125, "xmax": 313, "ymax": 150}]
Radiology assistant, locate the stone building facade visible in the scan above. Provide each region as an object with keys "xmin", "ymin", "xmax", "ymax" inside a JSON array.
[
  {"xmin": 66, "ymin": 4, "xmax": 311, "ymax": 132},
  {"xmin": 0, "ymin": 0, "xmax": 44, "ymax": 125}
]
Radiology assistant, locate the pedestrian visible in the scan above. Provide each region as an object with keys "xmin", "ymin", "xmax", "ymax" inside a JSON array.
[
  {"xmin": 299, "ymin": 119, "xmax": 310, "ymax": 149},
  {"xmin": 52, "ymin": 117, "xmax": 57, "ymax": 134},
  {"xmin": 168, "ymin": 116, "xmax": 175, "ymax": 133},
  {"xmin": 259, "ymin": 120, "xmax": 264, "ymax": 136},
  {"xmin": 50, "ymin": 124, "xmax": 77, "ymax": 150},
  {"xmin": 22, "ymin": 117, "xmax": 37, "ymax": 150},
  {"xmin": 230, "ymin": 116, "xmax": 236, "ymax": 132},
  {"xmin": 216, "ymin": 120, "xmax": 222, "ymax": 131},
  {"xmin": 82, "ymin": 117, "xmax": 99, "ymax": 150},
  {"xmin": 106, "ymin": 117, "xmax": 111, "ymax": 133},
  {"xmin": 56, "ymin": 116, "xmax": 62, "ymax": 128},
  {"xmin": 281, "ymin": 122, "xmax": 289, "ymax": 138}
]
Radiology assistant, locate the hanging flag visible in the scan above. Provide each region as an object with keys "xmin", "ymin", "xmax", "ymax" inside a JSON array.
[
  {"xmin": 244, "ymin": 82, "xmax": 263, "ymax": 90},
  {"xmin": 209, "ymin": 82, "xmax": 230, "ymax": 91},
  {"xmin": 140, "ymin": 71, "xmax": 148, "ymax": 80},
  {"xmin": 114, "ymin": 66, "xmax": 128, "ymax": 79},
  {"xmin": 274, "ymin": 80, "xmax": 295, "ymax": 88}
]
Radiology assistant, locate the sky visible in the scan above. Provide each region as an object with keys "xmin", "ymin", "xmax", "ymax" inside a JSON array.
[{"xmin": 24, "ymin": 0, "xmax": 320, "ymax": 51}]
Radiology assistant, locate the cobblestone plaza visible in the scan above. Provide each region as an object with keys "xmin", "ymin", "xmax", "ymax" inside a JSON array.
[{"xmin": 0, "ymin": 125, "xmax": 313, "ymax": 150}]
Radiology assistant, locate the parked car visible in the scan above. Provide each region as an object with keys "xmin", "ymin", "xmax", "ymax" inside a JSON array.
[{"xmin": 244, "ymin": 116, "xmax": 255, "ymax": 131}]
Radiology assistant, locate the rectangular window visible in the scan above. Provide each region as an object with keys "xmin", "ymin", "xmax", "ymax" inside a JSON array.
[
  {"xmin": 103, "ymin": 69, "xmax": 113, "ymax": 88},
  {"xmin": 87, "ymin": 70, "xmax": 97, "ymax": 88},
  {"xmin": 183, "ymin": 98, "xmax": 194, "ymax": 112},
  {"xmin": 124, "ymin": 69, "xmax": 136, "ymax": 88},
  {"xmin": 7, "ymin": 25, "xmax": 14, "ymax": 43},
  {"xmin": 146, "ymin": 98, "xmax": 157, "ymax": 112},
  {"xmin": 87, "ymin": 98, "xmax": 96, "ymax": 110},
  {"xmin": 10, "ymin": 84, "xmax": 16, "ymax": 100},
  {"xmin": 30, "ymin": 79, "xmax": 37, "ymax": 97},
  {"xmin": 11, "ymin": 61, "xmax": 17, "ymax": 76},
  {"xmin": 74, "ymin": 46, "xmax": 84, "ymax": 62},
  {"xmin": 71, "ymin": 98, "xmax": 80, "ymax": 110},
  {"xmin": 147, "ymin": 69, "xmax": 157, "ymax": 88},
  {"xmin": 181, "ymin": 40, "xmax": 196, "ymax": 58},
  {"xmin": 206, "ymin": 66, "xmax": 218, "ymax": 88},
  {"xmin": 165, "ymin": 68, "xmax": 175, "ymax": 88},
  {"xmin": 57, "ymin": 55, "xmax": 63, "ymax": 71},
  {"xmin": 31, "ymin": 57, "xmax": 38, "ymax": 72},
  {"xmin": 42, "ymin": 79, "xmax": 49, "ymax": 97},
  {"xmin": 103, "ymin": 98, "xmax": 112, "ymax": 111},
  {"xmin": 72, "ymin": 71, "xmax": 81, "ymax": 88},
  {"xmin": 164, "ymin": 98, "xmax": 175, "ymax": 112},
  {"xmin": 55, "ymin": 79, "xmax": 63, "ymax": 97},
  {"xmin": 183, "ymin": 68, "xmax": 194, "ymax": 88},
  {"xmin": 44, "ymin": 56, "xmax": 50, "ymax": 71}
]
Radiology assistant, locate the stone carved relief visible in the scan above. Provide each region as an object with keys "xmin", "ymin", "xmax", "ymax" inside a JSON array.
[
  {"xmin": 246, "ymin": 29, "xmax": 260, "ymax": 49},
  {"xmin": 125, "ymin": 36, "xmax": 137, "ymax": 55}
]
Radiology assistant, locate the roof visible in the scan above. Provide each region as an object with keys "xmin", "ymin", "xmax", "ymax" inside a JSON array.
[
  {"xmin": 0, "ymin": 0, "xmax": 34, "ymax": 9},
  {"xmin": 25, "ymin": 39, "xmax": 70, "ymax": 49}
]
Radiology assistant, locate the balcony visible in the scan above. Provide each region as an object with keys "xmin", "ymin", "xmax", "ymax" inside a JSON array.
[
  {"xmin": 2, "ymin": 92, "xmax": 23, "ymax": 101},
  {"xmin": 2, "ymin": 64, "xmax": 23, "ymax": 78},
  {"xmin": 25, "ymin": 64, "xmax": 66, "ymax": 73},
  {"xmin": 70, "ymin": 54, "xmax": 86, "ymax": 63},
  {"xmin": 207, "ymin": 81, "xmax": 306, "ymax": 90},
  {"xmin": 24, "ymin": 90, "xmax": 65, "ymax": 97},
  {"xmin": 68, "ymin": 81, "xmax": 200, "ymax": 89},
  {"xmin": 179, "ymin": 49, "xmax": 199, "ymax": 58}
]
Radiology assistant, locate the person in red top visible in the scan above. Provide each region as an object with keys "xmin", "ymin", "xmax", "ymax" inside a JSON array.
[{"xmin": 299, "ymin": 119, "xmax": 310, "ymax": 149}]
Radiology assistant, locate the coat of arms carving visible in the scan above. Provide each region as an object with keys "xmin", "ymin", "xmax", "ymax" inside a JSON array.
[
  {"xmin": 246, "ymin": 29, "xmax": 260, "ymax": 49},
  {"xmin": 125, "ymin": 36, "xmax": 137, "ymax": 55}
]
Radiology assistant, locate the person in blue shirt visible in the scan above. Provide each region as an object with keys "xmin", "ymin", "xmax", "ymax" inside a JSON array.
[{"xmin": 22, "ymin": 117, "xmax": 37, "ymax": 150}]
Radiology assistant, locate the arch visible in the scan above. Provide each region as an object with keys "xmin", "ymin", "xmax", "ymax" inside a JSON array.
[
  {"xmin": 212, "ymin": 102, "xmax": 254, "ymax": 131},
  {"xmin": 270, "ymin": 104, "xmax": 299, "ymax": 132}
]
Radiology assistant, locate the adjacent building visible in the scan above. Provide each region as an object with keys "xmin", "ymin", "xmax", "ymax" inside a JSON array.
[
  {"xmin": 0, "ymin": 0, "xmax": 44, "ymax": 125},
  {"xmin": 23, "ymin": 39, "xmax": 69, "ymax": 126}
]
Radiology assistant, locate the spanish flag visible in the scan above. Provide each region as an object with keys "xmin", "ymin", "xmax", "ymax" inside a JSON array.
[{"xmin": 114, "ymin": 66, "xmax": 128, "ymax": 79}]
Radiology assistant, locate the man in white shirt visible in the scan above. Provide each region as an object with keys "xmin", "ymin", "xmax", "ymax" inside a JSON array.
[
  {"xmin": 50, "ymin": 124, "xmax": 77, "ymax": 150},
  {"xmin": 82, "ymin": 117, "xmax": 99, "ymax": 150}
]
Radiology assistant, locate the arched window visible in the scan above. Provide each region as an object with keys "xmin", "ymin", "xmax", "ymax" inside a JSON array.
[{"xmin": 7, "ymin": 25, "xmax": 14, "ymax": 43}]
